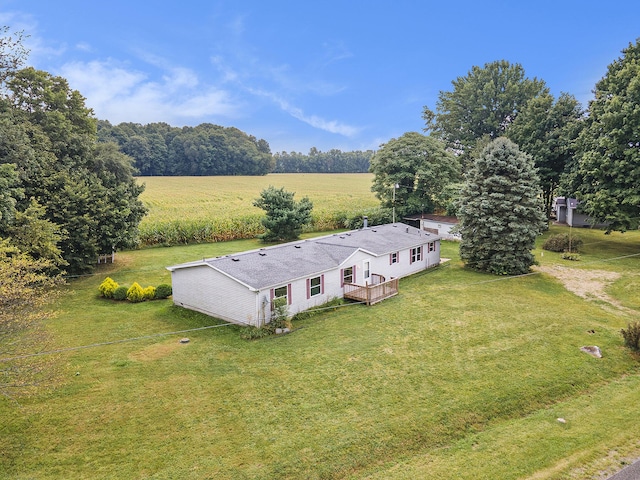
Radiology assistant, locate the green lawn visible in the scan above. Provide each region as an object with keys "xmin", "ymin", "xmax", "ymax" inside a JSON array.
[{"xmin": 1, "ymin": 226, "xmax": 639, "ymax": 479}]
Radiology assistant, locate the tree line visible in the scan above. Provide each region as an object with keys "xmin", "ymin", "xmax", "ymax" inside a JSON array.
[
  {"xmin": 97, "ymin": 121, "xmax": 372, "ymax": 176},
  {"xmin": 97, "ymin": 121, "xmax": 274, "ymax": 176},
  {"xmin": 272, "ymin": 148, "xmax": 372, "ymax": 173}
]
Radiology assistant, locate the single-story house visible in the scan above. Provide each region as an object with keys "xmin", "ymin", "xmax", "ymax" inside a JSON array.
[
  {"xmin": 167, "ymin": 223, "xmax": 442, "ymax": 327},
  {"xmin": 405, "ymin": 214, "xmax": 461, "ymax": 241},
  {"xmin": 553, "ymin": 197, "xmax": 609, "ymax": 228}
]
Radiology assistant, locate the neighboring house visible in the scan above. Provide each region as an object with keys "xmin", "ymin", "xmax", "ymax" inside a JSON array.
[
  {"xmin": 553, "ymin": 197, "xmax": 609, "ymax": 228},
  {"xmin": 405, "ymin": 214, "xmax": 461, "ymax": 241},
  {"xmin": 167, "ymin": 223, "xmax": 441, "ymax": 327}
]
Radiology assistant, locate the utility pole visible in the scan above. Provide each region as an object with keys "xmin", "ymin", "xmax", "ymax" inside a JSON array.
[{"xmin": 392, "ymin": 183, "xmax": 399, "ymax": 224}]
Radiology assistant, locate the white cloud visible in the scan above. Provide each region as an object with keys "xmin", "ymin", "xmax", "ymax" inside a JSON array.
[
  {"xmin": 59, "ymin": 59, "xmax": 239, "ymax": 124},
  {"xmin": 248, "ymin": 87, "xmax": 360, "ymax": 137}
]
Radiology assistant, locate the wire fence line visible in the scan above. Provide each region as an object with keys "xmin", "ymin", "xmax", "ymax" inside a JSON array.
[
  {"xmin": 6, "ymin": 247, "xmax": 638, "ymax": 363},
  {"xmin": 0, "ymin": 323, "xmax": 233, "ymax": 362}
]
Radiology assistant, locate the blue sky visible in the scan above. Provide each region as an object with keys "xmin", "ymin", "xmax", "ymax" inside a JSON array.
[{"xmin": 3, "ymin": 1, "xmax": 640, "ymax": 153}]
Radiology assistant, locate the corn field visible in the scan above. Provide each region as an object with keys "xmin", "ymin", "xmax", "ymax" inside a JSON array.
[{"xmin": 136, "ymin": 174, "xmax": 382, "ymax": 247}]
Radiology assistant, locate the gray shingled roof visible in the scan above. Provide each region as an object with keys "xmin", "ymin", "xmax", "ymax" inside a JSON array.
[{"xmin": 167, "ymin": 223, "xmax": 440, "ymax": 290}]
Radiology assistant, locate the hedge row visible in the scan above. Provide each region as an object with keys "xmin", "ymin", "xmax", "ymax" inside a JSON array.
[{"xmin": 99, "ymin": 277, "xmax": 172, "ymax": 303}]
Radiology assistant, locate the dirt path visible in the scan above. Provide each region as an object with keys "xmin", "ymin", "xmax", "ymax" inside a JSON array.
[{"xmin": 534, "ymin": 265, "xmax": 634, "ymax": 315}]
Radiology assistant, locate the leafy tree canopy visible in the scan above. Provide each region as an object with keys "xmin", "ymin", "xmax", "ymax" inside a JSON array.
[
  {"xmin": 458, "ymin": 137, "xmax": 546, "ymax": 275},
  {"xmin": 253, "ymin": 186, "xmax": 313, "ymax": 242},
  {"xmin": 566, "ymin": 38, "xmax": 640, "ymax": 232},
  {"xmin": 369, "ymin": 132, "xmax": 460, "ymax": 217},
  {"xmin": 424, "ymin": 60, "xmax": 548, "ymax": 167},
  {"xmin": 0, "ymin": 65, "xmax": 146, "ymax": 274},
  {"xmin": 273, "ymin": 148, "xmax": 372, "ymax": 173},
  {"xmin": 98, "ymin": 121, "xmax": 274, "ymax": 176},
  {"xmin": 507, "ymin": 92, "xmax": 584, "ymax": 218}
]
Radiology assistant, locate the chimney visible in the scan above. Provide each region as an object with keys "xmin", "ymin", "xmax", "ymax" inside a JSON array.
[{"xmin": 363, "ymin": 216, "xmax": 368, "ymax": 228}]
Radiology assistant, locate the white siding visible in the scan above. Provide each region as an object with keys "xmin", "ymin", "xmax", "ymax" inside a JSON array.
[
  {"xmin": 263, "ymin": 268, "xmax": 346, "ymax": 320},
  {"xmin": 361, "ymin": 240, "xmax": 440, "ymax": 281},
  {"xmin": 171, "ymin": 266, "xmax": 260, "ymax": 326},
  {"xmin": 421, "ymin": 219, "xmax": 461, "ymax": 241}
]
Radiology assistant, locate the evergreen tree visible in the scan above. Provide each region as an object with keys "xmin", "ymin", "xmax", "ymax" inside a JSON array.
[
  {"xmin": 253, "ymin": 186, "xmax": 313, "ymax": 242},
  {"xmin": 458, "ymin": 137, "xmax": 546, "ymax": 275}
]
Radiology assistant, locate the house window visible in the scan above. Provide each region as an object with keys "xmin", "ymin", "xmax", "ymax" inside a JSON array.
[
  {"xmin": 428, "ymin": 242, "xmax": 435, "ymax": 252},
  {"xmin": 307, "ymin": 275, "xmax": 324, "ymax": 298},
  {"xmin": 410, "ymin": 246, "xmax": 423, "ymax": 264},
  {"xmin": 272, "ymin": 285, "xmax": 290, "ymax": 308},
  {"xmin": 342, "ymin": 267, "xmax": 353, "ymax": 285},
  {"xmin": 390, "ymin": 252, "xmax": 398, "ymax": 264},
  {"xmin": 364, "ymin": 260, "xmax": 370, "ymax": 280}
]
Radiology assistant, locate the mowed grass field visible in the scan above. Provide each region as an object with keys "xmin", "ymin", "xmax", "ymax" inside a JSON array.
[
  {"xmin": 2, "ymin": 226, "xmax": 640, "ymax": 479},
  {"xmin": 138, "ymin": 173, "xmax": 378, "ymax": 224}
]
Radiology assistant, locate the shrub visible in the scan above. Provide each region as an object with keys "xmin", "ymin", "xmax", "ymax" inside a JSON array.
[
  {"xmin": 142, "ymin": 286, "xmax": 156, "ymax": 301},
  {"xmin": 240, "ymin": 326, "xmax": 274, "ymax": 340},
  {"xmin": 561, "ymin": 252, "xmax": 581, "ymax": 261},
  {"xmin": 155, "ymin": 284, "xmax": 173, "ymax": 299},
  {"xmin": 542, "ymin": 233, "xmax": 583, "ymax": 252},
  {"xmin": 127, "ymin": 282, "xmax": 145, "ymax": 303},
  {"xmin": 98, "ymin": 277, "xmax": 119, "ymax": 298},
  {"xmin": 621, "ymin": 321, "xmax": 640, "ymax": 351},
  {"xmin": 269, "ymin": 297, "xmax": 292, "ymax": 330},
  {"xmin": 113, "ymin": 286, "xmax": 128, "ymax": 301}
]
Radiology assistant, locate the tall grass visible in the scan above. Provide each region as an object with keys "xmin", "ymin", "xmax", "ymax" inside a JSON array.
[{"xmin": 136, "ymin": 174, "xmax": 381, "ymax": 247}]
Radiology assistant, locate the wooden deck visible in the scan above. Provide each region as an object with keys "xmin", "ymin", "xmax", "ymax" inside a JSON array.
[{"xmin": 343, "ymin": 275, "xmax": 399, "ymax": 305}]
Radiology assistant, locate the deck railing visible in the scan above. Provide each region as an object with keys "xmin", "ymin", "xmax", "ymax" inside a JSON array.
[{"xmin": 343, "ymin": 276, "xmax": 399, "ymax": 305}]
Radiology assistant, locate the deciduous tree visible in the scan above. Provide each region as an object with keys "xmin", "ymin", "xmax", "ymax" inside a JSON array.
[
  {"xmin": 507, "ymin": 92, "xmax": 584, "ymax": 218},
  {"xmin": 424, "ymin": 60, "xmax": 548, "ymax": 167},
  {"xmin": 1, "ymin": 68, "xmax": 147, "ymax": 273},
  {"xmin": 458, "ymin": 137, "xmax": 546, "ymax": 275},
  {"xmin": 567, "ymin": 39, "xmax": 640, "ymax": 231},
  {"xmin": 369, "ymin": 132, "xmax": 460, "ymax": 217}
]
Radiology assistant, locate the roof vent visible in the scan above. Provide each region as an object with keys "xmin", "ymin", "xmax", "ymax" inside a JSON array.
[
  {"xmin": 339, "ymin": 236, "xmax": 345, "ymax": 239},
  {"xmin": 372, "ymin": 229, "xmax": 377, "ymax": 232},
  {"xmin": 294, "ymin": 245, "xmax": 301, "ymax": 249},
  {"xmin": 259, "ymin": 252, "xmax": 266, "ymax": 256},
  {"xmin": 406, "ymin": 227, "xmax": 409, "ymax": 233},
  {"xmin": 231, "ymin": 258, "xmax": 240, "ymax": 262}
]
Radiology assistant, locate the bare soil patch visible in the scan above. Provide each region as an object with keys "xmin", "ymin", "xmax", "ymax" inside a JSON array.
[{"xmin": 535, "ymin": 265, "xmax": 632, "ymax": 314}]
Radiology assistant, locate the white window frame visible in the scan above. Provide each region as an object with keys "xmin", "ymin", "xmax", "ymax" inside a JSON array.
[
  {"xmin": 308, "ymin": 276, "xmax": 322, "ymax": 297},
  {"xmin": 272, "ymin": 285, "xmax": 289, "ymax": 309},
  {"xmin": 342, "ymin": 267, "xmax": 353, "ymax": 285}
]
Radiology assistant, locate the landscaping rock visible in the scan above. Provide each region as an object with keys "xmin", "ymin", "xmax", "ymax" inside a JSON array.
[
  {"xmin": 179, "ymin": 338, "xmax": 190, "ymax": 344},
  {"xmin": 580, "ymin": 345, "xmax": 602, "ymax": 358}
]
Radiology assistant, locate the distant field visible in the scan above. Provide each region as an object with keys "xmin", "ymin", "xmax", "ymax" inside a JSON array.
[
  {"xmin": 137, "ymin": 173, "xmax": 378, "ymax": 224},
  {"xmin": 134, "ymin": 173, "xmax": 380, "ymax": 246}
]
